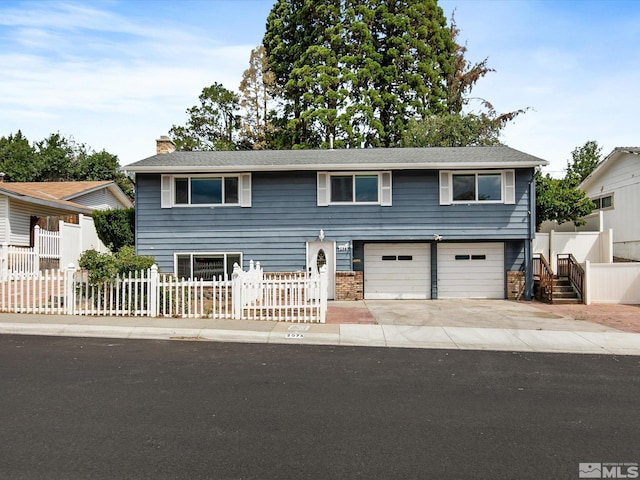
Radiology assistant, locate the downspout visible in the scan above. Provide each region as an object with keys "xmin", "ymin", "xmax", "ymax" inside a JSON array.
[{"xmin": 525, "ymin": 168, "xmax": 537, "ymax": 300}]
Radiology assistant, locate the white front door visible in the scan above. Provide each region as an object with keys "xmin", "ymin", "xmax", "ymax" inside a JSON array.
[{"xmin": 307, "ymin": 241, "xmax": 336, "ymax": 300}]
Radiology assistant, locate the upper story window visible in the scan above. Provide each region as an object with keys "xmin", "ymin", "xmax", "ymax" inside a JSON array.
[
  {"xmin": 175, "ymin": 176, "xmax": 239, "ymax": 205},
  {"xmin": 439, "ymin": 170, "xmax": 515, "ymax": 205},
  {"xmin": 317, "ymin": 171, "xmax": 392, "ymax": 206},
  {"xmin": 591, "ymin": 193, "xmax": 613, "ymax": 210},
  {"xmin": 161, "ymin": 173, "xmax": 251, "ymax": 208},
  {"xmin": 452, "ymin": 173, "xmax": 502, "ymax": 202}
]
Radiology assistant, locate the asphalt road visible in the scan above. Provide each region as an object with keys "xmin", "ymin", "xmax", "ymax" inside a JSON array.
[{"xmin": 0, "ymin": 335, "xmax": 638, "ymax": 480}]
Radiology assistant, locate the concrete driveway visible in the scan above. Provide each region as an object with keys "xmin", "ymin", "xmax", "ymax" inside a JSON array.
[{"xmin": 329, "ymin": 299, "xmax": 623, "ymax": 332}]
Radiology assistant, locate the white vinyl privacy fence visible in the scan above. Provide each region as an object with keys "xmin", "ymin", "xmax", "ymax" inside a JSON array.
[
  {"xmin": 583, "ymin": 261, "xmax": 640, "ymax": 305},
  {"xmin": 0, "ymin": 261, "xmax": 328, "ymax": 323}
]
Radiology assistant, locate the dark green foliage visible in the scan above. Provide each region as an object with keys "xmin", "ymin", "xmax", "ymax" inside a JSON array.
[
  {"xmin": 0, "ymin": 130, "xmax": 39, "ymax": 181},
  {"xmin": 78, "ymin": 245, "xmax": 155, "ymax": 285},
  {"xmin": 565, "ymin": 140, "xmax": 603, "ymax": 187},
  {"xmin": 263, "ymin": 0, "xmax": 458, "ymax": 148},
  {"xmin": 401, "ymin": 113, "xmax": 504, "ymax": 147},
  {"xmin": 0, "ymin": 131, "xmax": 134, "ymax": 200},
  {"xmin": 535, "ymin": 173, "xmax": 595, "ymax": 230},
  {"xmin": 169, "ymin": 83, "xmax": 240, "ymax": 151},
  {"xmin": 92, "ymin": 208, "xmax": 135, "ymax": 252}
]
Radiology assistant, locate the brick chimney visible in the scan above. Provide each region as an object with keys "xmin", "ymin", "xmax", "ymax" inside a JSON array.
[{"xmin": 156, "ymin": 136, "xmax": 176, "ymax": 154}]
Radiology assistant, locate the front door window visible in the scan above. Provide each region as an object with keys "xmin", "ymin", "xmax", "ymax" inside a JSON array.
[{"xmin": 316, "ymin": 249, "xmax": 327, "ymax": 272}]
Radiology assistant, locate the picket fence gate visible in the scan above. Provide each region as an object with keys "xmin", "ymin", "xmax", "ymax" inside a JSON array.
[{"xmin": 0, "ymin": 261, "xmax": 328, "ymax": 323}]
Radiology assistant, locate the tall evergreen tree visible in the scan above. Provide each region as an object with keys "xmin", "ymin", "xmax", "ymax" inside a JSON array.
[
  {"xmin": 264, "ymin": 0, "xmax": 457, "ymax": 148},
  {"xmin": 169, "ymin": 83, "xmax": 239, "ymax": 151}
]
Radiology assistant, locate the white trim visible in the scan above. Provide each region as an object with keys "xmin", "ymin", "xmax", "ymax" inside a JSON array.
[
  {"xmin": 380, "ymin": 171, "xmax": 392, "ymax": 206},
  {"xmin": 503, "ymin": 170, "xmax": 515, "ymax": 204},
  {"xmin": 439, "ymin": 171, "xmax": 451, "ymax": 205},
  {"xmin": 317, "ymin": 172, "xmax": 329, "ymax": 206},
  {"xmin": 128, "ymin": 161, "xmax": 546, "ymax": 174},
  {"xmin": 161, "ymin": 175, "xmax": 172, "ymax": 208},
  {"xmin": 239, "ymin": 173, "xmax": 252, "ymax": 207}
]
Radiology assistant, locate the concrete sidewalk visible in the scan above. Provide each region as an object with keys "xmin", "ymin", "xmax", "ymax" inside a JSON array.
[{"xmin": 1, "ymin": 300, "xmax": 640, "ymax": 355}]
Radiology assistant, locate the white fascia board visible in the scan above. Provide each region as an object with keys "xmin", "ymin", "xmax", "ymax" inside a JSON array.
[
  {"xmin": 126, "ymin": 161, "xmax": 546, "ymax": 174},
  {"xmin": 1, "ymin": 191, "xmax": 93, "ymax": 215}
]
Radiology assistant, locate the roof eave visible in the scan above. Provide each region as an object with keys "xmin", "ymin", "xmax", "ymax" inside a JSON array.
[
  {"xmin": 126, "ymin": 161, "xmax": 547, "ymax": 174},
  {"xmin": 0, "ymin": 190, "xmax": 93, "ymax": 215}
]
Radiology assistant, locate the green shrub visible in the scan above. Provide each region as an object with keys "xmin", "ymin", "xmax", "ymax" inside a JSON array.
[
  {"xmin": 92, "ymin": 208, "xmax": 135, "ymax": 251},
  {"xmin": 79, "ymin": 246, "xmax": 155, "ymax": 285}
]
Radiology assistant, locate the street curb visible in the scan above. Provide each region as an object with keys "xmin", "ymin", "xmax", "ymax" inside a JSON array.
[{"xmin": 1, "ymin": 322, "xmax": 640, "ymax": 356}]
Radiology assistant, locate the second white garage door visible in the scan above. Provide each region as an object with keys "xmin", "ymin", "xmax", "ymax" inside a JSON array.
[
  {"xmin": 437, "ymin": 243, "xmax": 505, "ymax": 299},
  {"xmin": 364, "ymin": 243, "xmax": 431, "ymax": 299}
]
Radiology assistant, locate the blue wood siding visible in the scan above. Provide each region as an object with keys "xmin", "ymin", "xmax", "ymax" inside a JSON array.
[{"xmin": 135, "ymin": 169, "xmax": 535, "ymax": 273}]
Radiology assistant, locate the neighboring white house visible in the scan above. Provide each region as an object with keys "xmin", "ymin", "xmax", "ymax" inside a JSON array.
[
  {"xmin": 577, "ymin": 147, "xmax": 640, "ymax": 261},
  {"xmin": 0, "ymin": 180, "xmax": 132, "ymax": 248}
]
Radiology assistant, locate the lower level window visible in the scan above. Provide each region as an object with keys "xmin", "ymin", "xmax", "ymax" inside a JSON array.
[{"xmin": 175, "ymin": 252, "xmax": 241, "ymax": 280}]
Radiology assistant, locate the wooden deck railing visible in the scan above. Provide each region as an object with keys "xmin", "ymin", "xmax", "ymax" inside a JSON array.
[
  {"xmin": 533, "ymin": 253, "xmax": 554, "ymax": 303},
  {"xmin": 557, "ymin": 253, "xmax": 584, "ymax": 300}
]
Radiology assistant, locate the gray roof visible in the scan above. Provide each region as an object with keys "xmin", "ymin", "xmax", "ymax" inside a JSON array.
[{"xmin": 125, "ymin": 146, "xmax": 548, "ymax": 173}]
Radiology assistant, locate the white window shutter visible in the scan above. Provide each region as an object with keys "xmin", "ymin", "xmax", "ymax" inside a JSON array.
[
  {"xmin": 161, "ymin": 175, "xmax": 172, "ymax": 208},
  {"xmin": 317, "ymin": 172, "xmax": 329, "ymax": 206},
  {"xmin": 239, "ymin": 173, "xmax": 252, "ymax": 207},
  {"xmin": 380, "ymin": 171, "xmax": 392, "ymax": 206},
  {"xmin": 439, "ymin": 171, "xmax": 451, "ymax": 205},
  {"xmin": 504, "ymin": 170, "xmax": 515, "ymax": 204}
]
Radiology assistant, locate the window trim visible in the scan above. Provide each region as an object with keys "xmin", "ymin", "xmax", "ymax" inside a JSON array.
[
  {"xmin": 317, "ymin": 171, "xmax": 392, "ymax": 206},
  {"xmin": 439, "ymin": 170, "xmax": 515, "ymax": 205},
  {"xmin": 591, "ymin": 193, "xmax": 614, "ymax": 211},
  {"xmin": 161, "ymin": 173, "xmax": 251, "ymax": 208},
  {"xmin": 174, "ymin": 251, "xmax": 243, "ymax": 281}
]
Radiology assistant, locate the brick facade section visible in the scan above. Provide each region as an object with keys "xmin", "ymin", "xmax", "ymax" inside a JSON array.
[
  {"xmin": 335, "ymin": 271, "xmax": 364, "ymax": 301},
  {"xmin": 507, "ymin": 271, "xmax": 525, "ymax": 300}
]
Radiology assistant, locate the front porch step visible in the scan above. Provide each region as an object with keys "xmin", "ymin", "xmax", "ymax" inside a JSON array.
[{"xmin": 551, "ymin": 277, "xmax": 581, "ymax": 304}]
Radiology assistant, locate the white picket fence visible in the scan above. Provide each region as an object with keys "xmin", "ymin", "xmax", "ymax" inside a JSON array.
[
  {"xmin": 0, "ymin": 217, "xmax": 108, "ymax": 279},
  {"xmin": 0, "ymin": 260, "xmax": 328, "ymax": 323}
]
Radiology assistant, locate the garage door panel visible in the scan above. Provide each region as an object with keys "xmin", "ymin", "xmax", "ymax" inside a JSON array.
[
  {"xmin": 365, "ymin": 243, "xmax": 431, "ymax": 300},
  {"xmin": 438, "ymin": 243, "xmax": 504, "ymax": 299}
]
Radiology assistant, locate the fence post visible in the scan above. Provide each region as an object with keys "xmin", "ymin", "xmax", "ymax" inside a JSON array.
[
  {"xmin": 65, "ymin": 263, "xmax": 76, "ymax": 315},
  {"xmin": 149, "ymin": 264, "xmax": 158, "ymax": 317},
  {"xmin": 319, "ymin": 265, "xmax": 328, "ymax": 323},
  {"xmin": 584, "ymin": 260, "xmax": 591, "ymax": 305},
  {"xmin": 33, "ymin": 225, "xmax": 41, "ymax": 274},
  {"xmin": 232, "ymin": 262, "xmax": 242, "ymax": 320},
  {"xmin": 0, "ymin": 242, "xmax": 7, "ymax": 280}
]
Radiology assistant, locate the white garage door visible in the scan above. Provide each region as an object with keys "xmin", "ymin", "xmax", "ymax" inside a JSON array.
[
  {"xmin": 437, "ymin": 243, "xmax": 505, "ymax": 299},
  {"xmin": 364, "ymin": 243, "xmax": 431, "ymax": 299}
]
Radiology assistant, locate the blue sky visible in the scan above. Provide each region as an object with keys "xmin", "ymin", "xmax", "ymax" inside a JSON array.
[{"xmin": 1, "ymin": 0, "xmax": 638, "ymax": 176}]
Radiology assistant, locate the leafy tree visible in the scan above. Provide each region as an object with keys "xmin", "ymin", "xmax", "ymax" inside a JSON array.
[
  {"xmin": 401, "ymin": 113, "xmax": 504, "ymax": 147},
  {"xmin": 238, "ymin": 46, "xmax": 277, "ymax": 149},
  {"xmin": 92, "ymin": 207, "xmax": 135, "ymax": 252},
  {"xmin": 169, "ymin": 83, "xmax": 240, "ymax": 151},
  {"xmin": 0, "ymin": 130, "xmax": 39, "ymax": 181},
  {"xmin": 34, "ymin": 133, "xmax": 76, "ymax": 181},
  {"xmin": 0, "ymin": 132, "xmax": 132, "ymax": 199},
  {"xmin": 565, "ymin": 140, "xmax": 602, "ymax": 187},
  {"xmin": 535, "ymin": 173, "xmax": 594, "ymax": 230}
]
